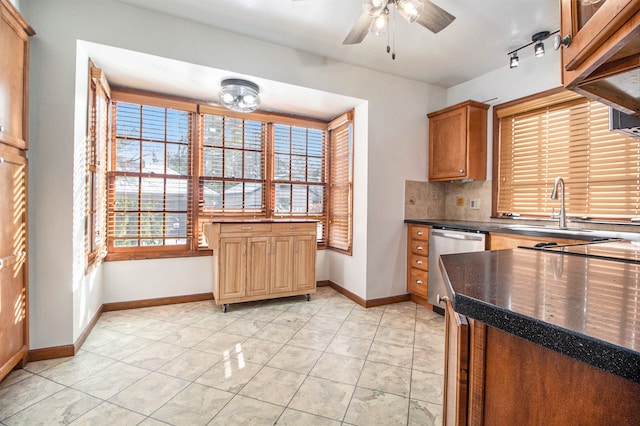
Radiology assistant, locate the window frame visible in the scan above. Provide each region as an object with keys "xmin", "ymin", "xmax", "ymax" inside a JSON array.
[{"xmin": 492, "ymin": 86, "xmax": 640, "ymax": 222}]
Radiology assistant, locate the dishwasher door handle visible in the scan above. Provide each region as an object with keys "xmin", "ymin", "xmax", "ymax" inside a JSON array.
[{"xmin": 431, "ymin": 230, "xmax": 484, "ymax": 241}]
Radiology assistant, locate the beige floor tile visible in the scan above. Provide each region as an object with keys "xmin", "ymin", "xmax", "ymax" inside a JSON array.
[
  {"xmin": 316, "ymin": 305, "xmax": 353, "ymax": 320},
  {"xmin": 0, "ymin": 375, "xmax": 65, "ymax": 420},
  {"xmin": 272, "ymin": 311, "xmax": 312, "ymax": 328},
  {"xmin": 343, "ymin": 387, "xmax": 409, "ymax": 425},
  {"xmin": 157, "ymin": 349, "xmax": 222, "ymax": 381},
  {"xmin": 23, "ymin": 357, "xmax": 73, "ymax": 374},
  {"xmin": 108, "ymin": 372, "xmax": 189, "ymax": 415},
  {"xmin": 226, "ymin": 337, "xmax": 282, "ymax": 365},
  {"xmin": 346, "ymin": 307, "xmax": 383, "ymax": 325},
  {"xmin": 208, "ymin": 395, "xmax": 284, "ymax": 425},
  {"xmin": 415, "ymin": 317, "xmax": 445, "ymax": 334},
  {"xmin": 122, "ymin": 341, "xmax": 187, "ymax": 370},
  {"xmin": 130, "ymin": 320, "xmax": 185, "ymax": 341},
  {"xmin": 288, "ymin": 376, "xmax": 354, "ymax": 421},
  {"xmin": 192, "ymin": 332, "xmax": 247, "ymax": 356},
  {"xmin": 239, "ymin": 366, "xmax": 305, "ymax": 406},
  {"xmin": 0, "ymin": 369, "xmax": 32, "ymax": 390},
  {"xmin": 337, "ymin": 319, "xmax": 378, "ymax": 339},
  {"xmin": 266, "ymin": 345, "xmax": 323, "ymax": 375},
  {"xmin": 81, "ymin": 327, "xmax": 129, "ymax": 350},
  {"xmin": 374, "ymin": 325, "xmax": 415, "ymax": 347},
  {"xmin": 302, "ymin": 315, "xmax": 344, "ymax": 333},
  {"xmin": 38, "ymin": 351, "xmax": 116, "ymax": 386},
  {"xmin": 3, "ymin": 388, "xmax": 101, "ymax": 425},
  {"xmin": 309, "ymin": 353, "xmax": 364, "ymax": 385},
  {"xmin": 72, "ymin": 362, "xmax": 150, "ymax": 400},
  {"xmin": 220, "ymin": 318, "xmax": 269, "ymax": 337},
  {"xmin": 69, "ymin": 401, "xmax": 146, "ymax": 425},
  {"xmin": 276, "ymin": 408, "xmax": 341, "ymax": 425},
  {"xmin": 410, "ymin": 370, "xmax": 444, "ymax": 404},
  {"xmin": 151, "ymin": 382, "xmax": 233, "ymax": 425},
  {"xmin": 288, "ymin": 328, "xmax": 335, "ymax": 351},
  {"xmin": 285, "ymin": 301, "xmax": 324, "ymax": 316},
  {"xmin": 413, "ymin": 348, "xmax": 445, "ymax": 374},
  {"xmin": 379, "ymin": 312, "xmax": 417, "ymax": 329},
  {"xmin": 357, "ymin": 360, "xmax": 411, "ymax": 397},
  {"xmin": 159, "ymin": 325, "xmax": 213, "ymax": 347},
  {"xmin": 325, "ymin": 334, "xmax": 372, "ymax": 360},
  {"xmin": 414, "ymin": 330, "xmax": 446, "ymax": 352},
  {"xmin": 252, "ymin": 322, "xmax": 299, "ymax": 343},
  {"xmin": 89, "ymin": 334, "xmax": 156, "ymax": 361},
  {"xmin": 409, "ymin": 399, "xmax": 443, "ymax": 426},
  {"xmin": 190, "ymin": 314, "xmax": 239, "ymax": 332},
  {"xmin": 195, "ymin": 358, "xmax": 262, "ymax": 393},
  {"xmin": 367, "ymin": 341, "xmax": 414, "ymax": 368}
]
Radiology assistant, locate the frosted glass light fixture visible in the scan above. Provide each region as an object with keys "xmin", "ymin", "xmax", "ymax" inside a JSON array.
[{"xmin": 219, "ymin": 79, "xmax": 260, "ymax": 113}]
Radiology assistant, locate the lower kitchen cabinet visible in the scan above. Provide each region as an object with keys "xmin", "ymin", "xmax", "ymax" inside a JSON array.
[
  {"xmin": 204, "ymin": 221, "xmax": 317, "ymax": 311},
  {"xmin": 406, "ymin": 224, "xmax": 430, "ymax": 303},
  {"xmin": 488, "ymin": 232, "xmax": 582, "ymax": 250},
  {"xmin": 443, "ymin": 302, "xmax": 640, "ymax": 425}
]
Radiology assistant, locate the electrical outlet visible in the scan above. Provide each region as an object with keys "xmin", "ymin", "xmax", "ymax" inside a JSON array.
[{"xmin": 470, "ymin": 199, "xmax": 480, "ymax": 210}]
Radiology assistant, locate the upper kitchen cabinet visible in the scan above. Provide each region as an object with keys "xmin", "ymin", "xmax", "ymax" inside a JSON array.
[
  {"xmin": 427, "ymin": 100, "xmax": 489, "ymax": 181},
  {"xmin": 0, "ymin": 0, "xmax": 34, "ymax": 149},
  {"xmin": 559, "ymin": 0, "xmax": 640, "ymax": 116}
]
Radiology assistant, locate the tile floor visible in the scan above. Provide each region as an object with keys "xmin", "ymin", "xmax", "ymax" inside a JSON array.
[{"xmin": 0, "ymin": 286, "xmax": 445, "ymax": 425}]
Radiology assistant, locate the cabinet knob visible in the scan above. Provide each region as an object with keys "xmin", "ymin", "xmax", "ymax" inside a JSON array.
[
  {"xmin": 416, "ymin": 245, "xmax": 423, "ymax": 250},
  {"xmin": 437, "ymin": 294, "xmax": 449, "ymax": 304},
  {"xmin": 417, "ymin": 231, "xmax": 423, "ymax": 236},
  {"xmin": 416, "ymin": 260, "xmax": 423, "ymax": 265},
  {"xmin": 416, "ymin": 279, "xmax": 423, "ymax": 285},
  {"xmin": 0, "ymin": 125, "xmax": 3, "ymax": 132},
  {"xmin": 553, "ymin": 34, "xmax": 572, "ymax": 50},
  {"xmin": 459, "ymin": 169, "xmax": 465, "ymax": 174}
]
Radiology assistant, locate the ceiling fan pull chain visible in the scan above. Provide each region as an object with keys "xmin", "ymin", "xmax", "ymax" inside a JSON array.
[{"xmin": 392, "ymin": 4, "xmax": 396, "ymax": 60}]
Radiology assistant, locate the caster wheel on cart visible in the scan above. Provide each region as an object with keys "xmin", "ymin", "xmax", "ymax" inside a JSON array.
[
  {"xmin": 306, "ymin": 293, "xmax": 311, "ymax": 302},
  {"xmin": 222, "ymin": 304, "xmax": 229, "ymax": 313}
]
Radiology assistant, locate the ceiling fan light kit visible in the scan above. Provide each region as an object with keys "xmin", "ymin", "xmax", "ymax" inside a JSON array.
[
  {"xmin": 507, "ymin": 29, "xmax": 558, "ymax": 69},
  {"xmin": 219, "ymin": 78, "xmax": 260, "ymax": 113},
  {"xmin": 342, "ymin": 0, "xmax": 456, "ymax": 60}
]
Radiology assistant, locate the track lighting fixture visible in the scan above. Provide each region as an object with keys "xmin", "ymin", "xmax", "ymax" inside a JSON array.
[{"xmin": 507, "ymin": 29, "xmax": 558, "ymax": 69}]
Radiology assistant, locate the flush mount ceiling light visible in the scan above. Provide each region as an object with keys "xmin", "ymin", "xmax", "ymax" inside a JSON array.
[
  {"xmin": 507, "ymin": 29, "xmax": 558, "ymax": 69},
  {"xmin": 219, "ymin": 78, "xmax": 260, "ymax": 113}
]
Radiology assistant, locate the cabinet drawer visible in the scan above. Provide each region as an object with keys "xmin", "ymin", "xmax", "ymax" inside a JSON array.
[
  {"xmin": 220, "ymin": 223, "xmax": 272, "ymax": 234},
  {"xmin": 409, "ymin": 253, "xmax": 428, "ymax": 271},
  {"xmin": 410, "ymin": 240, "xmax": 428, "ymax": 256},
  {"xmin": 408, "ymin": 268, "xmax": 428, "ymax": 298},
  {"xmin": 410, "ymin": 225, "xmax": 430, "ymax": 241},
  {"xmin": 272, "ymin": 222, "xmax": 316, "ymax": 235}
]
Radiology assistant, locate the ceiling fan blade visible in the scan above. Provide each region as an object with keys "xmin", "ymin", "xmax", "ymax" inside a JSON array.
[
  {"xmin": 416, "ymin": 0, "xmax": 455, "ymax": 33},
  {"xmin": 343, "ymin": 12, "xmax": 374, "ymax": 45}
]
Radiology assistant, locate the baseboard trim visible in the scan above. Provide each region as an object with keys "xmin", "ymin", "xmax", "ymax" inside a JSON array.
[
  {"xmin": 28, "ymin": 345, "xmax": 75, "ymax": 362},
  {"xmin": 323, "ymin": 280, "xmax": 411, "ymax": 308},
  {"xmin": 410, "ymin": 293, "xmax": 433, "ymax": 309},
  {"xmin": 73, "ymin": 305, "xmax": 104, "ymax": 354},
  {"xmin": 103, "ymin": 292, "xmax": 213, "ymax": 312}
]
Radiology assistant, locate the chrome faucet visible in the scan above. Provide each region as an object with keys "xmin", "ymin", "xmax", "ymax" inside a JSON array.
[{"xmin": 550, "ymin": 177, "xmax": 567, "ymax": 229}]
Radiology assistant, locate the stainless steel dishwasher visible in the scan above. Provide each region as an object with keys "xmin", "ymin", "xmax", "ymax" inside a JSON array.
[{"xmin": 428, "ymin": 228, "xmax": 486, "ymax": 313}]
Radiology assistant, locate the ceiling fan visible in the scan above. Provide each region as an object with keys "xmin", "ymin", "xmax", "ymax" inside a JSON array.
[{"xmin": 294, "ymin": 0, "xmax": 455, "ymax": 59}]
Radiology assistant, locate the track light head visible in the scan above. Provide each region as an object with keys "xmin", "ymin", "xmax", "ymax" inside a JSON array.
[{"xmin": 509, "ymin": 52, "xmax": 519, "ymax": 68}]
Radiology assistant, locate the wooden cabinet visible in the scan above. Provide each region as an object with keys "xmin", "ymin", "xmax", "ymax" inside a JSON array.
[
  {"xmin": 427, "ymin": 101, "xmax": 489, "ymax": 181},
  {"xmin": 204, "ymin": 221, "xmax": 317, "ymax": 311},
  {"xmin": 488, "ymin": 232, "xmax": 583, "ymax": 250},
  {"xmin": 0, "ymin": 0, "xmax": 32, "ymax": 383},
  {"xmin": 406, "ymin": 224, "xmax": 429, "ymax": 301},
  {"xmin": 443, "ymin": 309, "xmax": 640, "ymax": 425},
  {"xmin": 559, "ymin": 0, "xmax": 640, "ymax": 116}
]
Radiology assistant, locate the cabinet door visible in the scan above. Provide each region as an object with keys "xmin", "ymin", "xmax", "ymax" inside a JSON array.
[
  {"xmin": 429, "ymin": 107, "xmax": 467, "ymax": 180},
  {"xmin": 271, "ymin": 236, "xmax": 293, "ymax": 293},
  {"xmin": 0, "ymin": 10, "xmax": 27, "ymax": 149},
  {"xmin": 443, "ymin": 300, "xmax": 469, "ymax": 426},
  {"xmin": 219, "ymin": 237, "xmax": 246, "ymax": 299},
  {"xmin": 0, "ymin": 145, "xmax": 28, "ymax": 379},
  {"xmin": 293, "ymin": 234, "xmax": 316, "ymax": 291},
  {"xmin": 247, "ymin": 237, "xmax": 270, "ymax": 297}
]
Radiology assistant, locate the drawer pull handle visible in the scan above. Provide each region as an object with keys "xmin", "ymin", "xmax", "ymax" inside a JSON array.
[
  {"xmin": 416, "ymin": 231, "xmax": 423, "ymax": 236},
  {"xmin": 416, "ymin": 260, "xmax": 423, "ymax": 265},
  {"xmin": 416, "ymin": 279, "xmax": 423, "ymax": 285},
  {"xmin": 416, "ymin": 245, "xmax": 423, "ymax": 250}
]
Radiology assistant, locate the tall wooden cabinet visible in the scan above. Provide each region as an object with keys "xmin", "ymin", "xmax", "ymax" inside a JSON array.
[
  {"xmin": 427, "ymin": 101, "xmax": 489, "ymax": 181},
  {"xmin": 559, "ymin": 0, "xmax": 640, "ymax": 116},
  {"xmin": 0, "ymin": 0, "xmax": 33, "ymax": 382},
  {"xmin": 204, "ymin": 220, "xmax": 317, "ymax": 312}
]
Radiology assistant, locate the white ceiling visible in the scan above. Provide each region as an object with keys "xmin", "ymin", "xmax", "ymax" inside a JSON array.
[{"xmin": 115, "ymin": 0, "xmax": 560, "ymax": 88}]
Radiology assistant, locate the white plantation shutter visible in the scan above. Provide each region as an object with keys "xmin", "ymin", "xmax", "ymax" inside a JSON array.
[{"xmin": 497, "ymin": 89, "xmax": 640, "ymax": 220}]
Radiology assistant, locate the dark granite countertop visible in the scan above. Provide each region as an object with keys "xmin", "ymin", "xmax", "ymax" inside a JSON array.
[{"xmin": 439, "ymin": 249, "xmax": 640, "ymax": 383}]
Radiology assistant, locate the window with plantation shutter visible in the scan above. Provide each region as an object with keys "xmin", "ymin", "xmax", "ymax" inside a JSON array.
[
  {"xmin": 496, "ymin": 88, "xmax": 640, "ymax": 221},
  {"xmin": 108, "ymin": 93, "xmax": 195, "ymax": 257},
  {"xmin": 86, "ymin": 63, "xmax": 110, "ymax": 269},
  {"xmin": 327, "ymin": 112, "xmax": 353, "ymax": 253},
  {"xmin": 272, "ymin": 124, "xmax": 327, "ymax": 243}
]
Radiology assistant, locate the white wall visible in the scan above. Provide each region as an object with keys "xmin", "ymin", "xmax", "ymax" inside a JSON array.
[{"xmin": 21, "ymin": 0, "xmax": 441, "ymax": 348}]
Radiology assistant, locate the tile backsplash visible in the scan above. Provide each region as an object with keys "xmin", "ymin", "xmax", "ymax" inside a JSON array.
[{"xmin": 405, "ymin": 179, "xmax": 492, "ymax": 221}]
